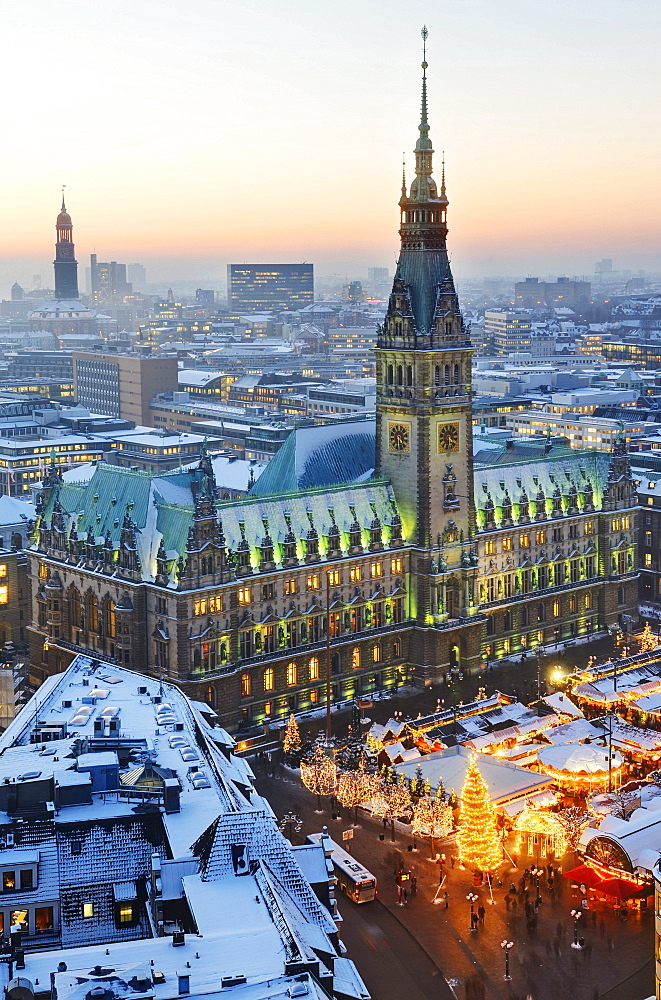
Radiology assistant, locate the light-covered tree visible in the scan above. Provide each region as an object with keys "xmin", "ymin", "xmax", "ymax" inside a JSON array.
[
  {"xmin": 638, "ymin": 621, "xmax": 659, "ymax": 655},
  {"xmin": 300, "ymin": 745, "xmax": 337, "ymax": 811},
  {"xmin": 283, "ymin": 713, "xmax": 301, "ymax": 755},
  {"xmin": 456, "ymin": 753, "xmax": 502, "ymax": 874},
  {"xmin": 557, "ymin": 806, "xmax": 591, "ymax": 854},
  {"xmin": 336, "ymin": 764, "xmax": 377, "ymax": 825},
  {"xmin": 412, "ymin": 795, "xmax": 453, "ymax": 857},
  {"xmin": 371, "ymin": 772, "xmax": 413, "ymax": 842}
]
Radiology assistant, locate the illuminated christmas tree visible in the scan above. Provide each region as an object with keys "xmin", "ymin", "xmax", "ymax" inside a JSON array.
[
  {"xmin": 371, "ymin": 772, "xmax": 413, "ymax": 842},
  {"xmin": 337, "ymin": 763, "xmax": 377, "ymax": 825},
  {"xmin": 456, "ymin": 753, "xmax": 502, "ymax": 873},
  {"xmin": 638, "ymin": 621, "xmax": 659, "ymax": 655},
  {"xmin": 283, "ymin": 713, "xmax": 301, "ymax": 755}
]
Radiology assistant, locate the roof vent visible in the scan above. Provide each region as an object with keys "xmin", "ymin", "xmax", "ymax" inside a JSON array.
[{"xmin": 288, "ymin": 986, "xmax": 309, "ymax": 998}]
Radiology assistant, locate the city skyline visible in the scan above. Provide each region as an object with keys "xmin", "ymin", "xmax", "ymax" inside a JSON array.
[{"xmin": 2, "ymin": 0, "xmax": 660, "ymax": 291}]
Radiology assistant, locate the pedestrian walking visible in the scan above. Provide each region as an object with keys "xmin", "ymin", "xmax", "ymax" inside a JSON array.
[
  {"xmin": 511, "ymin": 898, "xmax": 518, "ymax": 914},
  {"xmin": 505, "ymin": 894, "xmax": 511, "ymax": 911},
  {"xmin": 591, "ymin": 910, "xmax": 597, "ymax": 928},
  {"xmin": 450, "ymin": 855, "xmax": 455, "ymax": 869},
  {"xmin": 553, "ymin": 937, "xmax": 561, "ymax": 959},
  {"xmin": 444, "ymin": 891, "xmax": 449, "ymax": 909},
  {"xmin": 478, "ymin": 904, "xmax": 485, "ymax": 924},
  {"xmin": 599, "ymin": 918, "xmax": 605, "ymax": 939},
  {"xmin": 402, "ymin": 888, "xmax": 408, "ymax": 904},
  {"xmin": 411, "ymin": 876, "xmax": 417, "ymax": 897}
]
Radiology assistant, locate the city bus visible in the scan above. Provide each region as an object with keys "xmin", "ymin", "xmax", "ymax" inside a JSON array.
[{"xmin": 307, "ymin": 832, "xmax": 377, "ymax": 903}]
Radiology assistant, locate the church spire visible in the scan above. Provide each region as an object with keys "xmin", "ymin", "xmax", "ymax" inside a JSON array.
[{"xmin": 54, "ymin": 192, "xmax": 79, "ymax": 300}]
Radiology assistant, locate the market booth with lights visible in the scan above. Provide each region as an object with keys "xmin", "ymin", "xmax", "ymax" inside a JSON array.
[{"xmin": 569, "ymin": 807, "xmax": 661, "ymax": 907}]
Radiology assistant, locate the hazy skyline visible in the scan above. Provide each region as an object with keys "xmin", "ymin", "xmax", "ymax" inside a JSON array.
[{"xmin": 2, "ymin": 0, "xmax": 660, "ymax": 294}]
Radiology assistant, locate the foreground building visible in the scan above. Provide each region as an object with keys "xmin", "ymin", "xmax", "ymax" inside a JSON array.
[
  {"xmin": 0, "ymin": 654, "xmax": 365, "ymax": 1000},
  {"xmin": 27, "ymin": 46, "xmax": 638, "ymax": 731}
]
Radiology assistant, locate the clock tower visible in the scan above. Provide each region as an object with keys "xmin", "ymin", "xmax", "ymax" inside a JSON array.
[{"xmin": 375, "ymin": 28, "xmax": 479, "ymax": 679}]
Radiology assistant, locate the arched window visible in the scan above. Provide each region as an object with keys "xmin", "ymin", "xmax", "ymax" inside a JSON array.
[
  {"xmin": 351, "ymin": 647, "xmax": 360, "ymax": 669},
  {"xmin": 387, "ymin": 364, "xmax": 394, "ymax": 384},
  {"xmin": 407, "ymin": 366, "xmax": 413, "ymax": 386},
  {"xmin": 372, "ymin": 643, "xmax": 382, "ymax": 663},
  {"xmin": 85, "ymin": 592, "xmax": 99, "ymax": 633},
  {"xmin": 69, "ymin": 587, "xmax": 82, "ymax": 630},
  {"xmin": 103, "ymin": 597, "xmax": 115, "ymax": 639},
  {"xmin": 503, "ymin": 611, "xmax": 512, "ymax": 632},
  {"xmin": 393, "ymin": 640, "xmax": 400, "ymax": 658},
  {"xmin": 287, "ymin": 662, "xmax": 298, "ymax": 686},
  {"xmin": 309, "ymin": 656, "xmax": 320, "ymax": 681},
  {"xmin": 454, "ymin": 363, "xmax": 460, "ymax": 384},
  {"xmin": 264, "ymin": 667, "xmax": 275, "ymax": 692},
  {"xmin": 444, "ymin": 364, "xmax": 450, "ymax": 385},
  {"xmin": 521, "ymin": 606, "xmax": 529, "ymax": 627},
  {"xmin": 397, "ymin": 365, "xmax": 403, "ymax": 386},
  {"xmin": 537, "ymin": 603, "xmax": 546, "ymax": 623},
  {"xmin": 205, "ymin": 685, "xmax": 215, "ymax": 707},
  {"xmin": 617, "ymin": 586, "xmax": 624, "ymax": 606},
  {"xmin": 241, "ymin": 673, "xmax": 251, "ymax": 697}
]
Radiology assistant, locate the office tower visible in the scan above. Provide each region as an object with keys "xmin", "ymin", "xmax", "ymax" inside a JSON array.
[
  {"xmin": 227, "ymin": 264, "xmax": 314, "ymax": 313},
  {"xmin": 127, "ymin": 262, "xmax": 147, "ymax": 288},
  {"xmin": 73, "ymin": 351, "xmax": 178, "ymax": 425}
]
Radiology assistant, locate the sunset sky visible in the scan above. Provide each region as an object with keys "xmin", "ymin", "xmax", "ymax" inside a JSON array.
[{"xmin": 2, "ymin": 0, "xmax": 660, "ymax": 291}]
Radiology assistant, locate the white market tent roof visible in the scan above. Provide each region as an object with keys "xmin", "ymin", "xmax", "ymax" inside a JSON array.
[
  {"xmin": 393, "ymin": 745, "xmax": 551, "ymax": 805},
  {"xmin": 537, "ymin": 743, "xmax": 623, "ymax": 775}
]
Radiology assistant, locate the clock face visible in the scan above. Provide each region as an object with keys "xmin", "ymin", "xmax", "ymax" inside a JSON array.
[
  {"xmin": 438, "ymin": 422, "xmax": 460, "ymax": 453},
  {"xmin": 388, "ymin": 422, "xmax": 410, "ymax": 453}
]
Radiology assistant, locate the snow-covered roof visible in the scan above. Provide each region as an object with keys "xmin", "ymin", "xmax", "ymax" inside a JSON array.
[
  {"xmin": 537, "ymin": 742, "xmax": 623, "ymax": 774},
  {"xmin": 0, "ymin": 493, "xmax": 34, "ymax": 526},
  {"xmin": 393, "ymin": 745, "xmax": 551, "ymax": 804}
]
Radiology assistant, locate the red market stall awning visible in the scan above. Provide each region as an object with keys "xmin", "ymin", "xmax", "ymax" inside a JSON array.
[{"xmin": 563, "ymin": 863, "xmax": 649, "ymax": 901}]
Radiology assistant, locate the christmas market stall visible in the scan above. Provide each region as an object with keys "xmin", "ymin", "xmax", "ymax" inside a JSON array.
[{"xmin": 536, "ymin": 743, "xmax": 623, "ymax": 793}]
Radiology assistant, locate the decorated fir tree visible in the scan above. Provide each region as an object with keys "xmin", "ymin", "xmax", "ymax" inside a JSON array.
[
  {"xmin": 456, "ymin": 752, "xmax": 502, "ymax": 873},
  {"xmin": 638, "ymin": 621, "xmax": 658, "ymax": 655},
  {"xmin": 283, "ymin": 713, "xmax": 301, "ymax": 755}
]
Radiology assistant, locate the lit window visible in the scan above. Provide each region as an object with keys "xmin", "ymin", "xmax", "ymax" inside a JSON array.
[
  {"xmin": 645, "ymin": 553, "xmax": 652, "ymax": 567},
  {"xmin": 241, "ymin": 673, "xmax": 251, "ymax": 697},
  {"xmin": 327, "ymin": 569, "xmax": 340, "ymax": 586},
  {"xmin": 264, "ymin": 701, "xmax": 272, "ymax": 717},
  {"xmin": 536, "ymin": 531, "xmax": 546, "ymax": 545},
  {"xmin": 309, "ymin": 656, "xmax": 320, "ymax": 681},
  {"xmin": 351, "ymin": 647, "xmax": 360, "ymax": 669},
  {"xmin": 350, "ymin": 565, "xmax": 362, "ymax": 582},
  {"xmin": 485, "ymin": 540, "xmax": 495, "ymax": 555},
  {"xmin": 584, "ymin": 521, "xmax": 594, "ymax": 535},
  {"xmin": 238, "ymin": 586, "xmax": 252, "ymax": 605},
  {"xmin": 310, "ymin": 690, "xmax": 319, "ymax": 705},
  {"xmin": 519, "ymin": 534, "xmax": 530, "ymax": 548},
  {"xmin": 285, "ymin": 578, "xmax": 297, "ymax": 595},
  {"xmin": 0, "ymin": 566, "xmax": 6, "ymax": 579},
  {"xmin": 370, "ymin": 562, "xmax": 383, "ymax": 579},
  {"xmin": 391, "ymin": 557, "xmax": 403, "ymax": 574},
  {"xmin": 372, "ymin": 644, "xmax": 382, "ymax": 663},
  {"xmin": 118, "ymin": 905, "xmax": 133, "ymax": 924},
  {"xmin": 287, "ymin": 662, "xmax": 298, "ymax": 686},
  {"xmin": 585, "ymin": 594, "xmax": 592, "ymax": 610},
  {"xmin": 648, "ymin": 498, "xmax": 654, "ymax": 506},
  {"xmin": 38, "ymin": 563, "xmax": 48, "ymax": 580},
  {"xmin": 307, "ymin": 573, "xmax": 320, "ymax": 590},
  {"xmin": 264, "ymin": 668, "xmax": 274, "ymax": 692},
  {"xmin": 502, "ymin": 537, "xmax": 513, "ymax": 552},
  {"xmin": 83, "ymin": 902, "xmax": 94, "ymax": 919}
]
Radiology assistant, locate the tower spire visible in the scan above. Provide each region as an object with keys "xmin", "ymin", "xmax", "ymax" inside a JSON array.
[
  {"xmin": 420, "ymin": 25, "xmax": 429, "ymax": 132},
  {"xmin": 61, "ymin": 185, "xmax": 66, "ymax": 212},
  {"xmin": 401, "ymin": 153, "xmax": 407, "ymax": 198}
]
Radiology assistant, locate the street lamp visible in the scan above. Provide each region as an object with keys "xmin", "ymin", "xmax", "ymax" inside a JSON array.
[
  {"xmin": 500, "ymin": 940, "xmax": 513, "ymax": 981},
  {"xmin": 531, "ymin": 866, "xmax": 544, "ymax": 894},
  {"xmin": 570, "ymin": 908, "xmax": 582, "ymax": 948},
  {"xmin": 467, "ymin": 892, "xmax": 478, "ymax": 932},
  {"xmin": 279, "ymin": 811, "xmax": 303, "ymax": 842}
]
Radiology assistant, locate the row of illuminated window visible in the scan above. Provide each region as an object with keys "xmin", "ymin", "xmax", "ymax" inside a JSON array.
[
  {"xmin": 194, "ymin": 595, "xmax": 224, "ymax": 616},
  {"xmin": 485, "ymin": 594, "xmax": 593, "ymax": 632},
  {"xmin": 237, "ymin": 560, "xmax": 404, "ymax": 605},
  {"xmin": 483, "ymin": 524, "xmax": 594, "ymax": 555},
  {"xmin": 478, "ymin": 564, "xmax": 597, "ymax": 601},
  {"xmin": 242, "ymin": 644, "xmax": 393, "ymax": 696}
]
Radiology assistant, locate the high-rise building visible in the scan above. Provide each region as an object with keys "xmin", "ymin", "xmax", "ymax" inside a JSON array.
[
  {"xmin": 73, "ymin": 351, "xmax": 178, "ymax": 425},
  {"xmin": 515, "ymin": 276, "xmax": 591, "ymax": 310},
  {"xmin": 227, "ymin": 263, "xmax": 314, "ymax": 313},
  {"xmin": 53, "ymin": 194, "xmax": 79, "ymax": 300},
  {"xmin": 127, "ymin": 262, "xmax": 147, "ymax": 288},
  {"xmin": 89, "ymin": 254, "xmax": 132, "ymax": 304},
  {"xmin": 484, "ymin": 310, "xmax": 532, "ymax": 355},
  {"xmin": 368, "ymin": 267, "xmax": 389, "ymax": 284}
]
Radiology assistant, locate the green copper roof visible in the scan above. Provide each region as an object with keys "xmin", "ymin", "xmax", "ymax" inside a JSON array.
[{"xmin": 395, "ymin": 250, "xmax": 451, "ymax": 335}]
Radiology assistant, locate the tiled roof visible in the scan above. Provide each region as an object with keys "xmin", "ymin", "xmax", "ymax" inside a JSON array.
[{"xmin": 395, "ymin": 249, "xmax": 451, "ymax": 334}]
